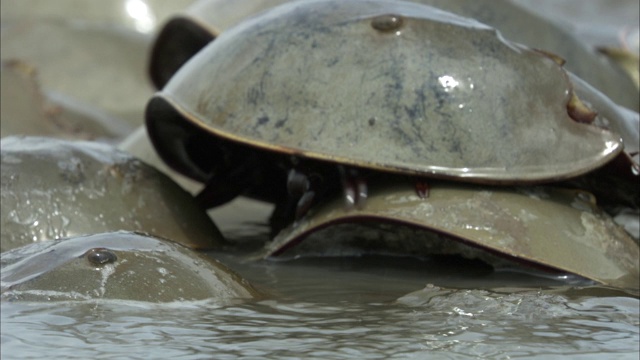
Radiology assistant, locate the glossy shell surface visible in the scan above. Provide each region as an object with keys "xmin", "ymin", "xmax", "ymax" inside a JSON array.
[
  {"xmin": 567, "ymin": 72, "xmax": 639, "ymax": 164},
  {"xmin": 1, "ymin": 231, "xmax": 259, "ymax": 303},
  {"xmin": 148, "ymin": 0, "xmax": 639, "ymax": 110},
  {"xmin": 147, "ymin": 0, "xmax": 622, "ymax": 184},
  {"xmin": 257, "ymin": 181, "xmax": 639, "ymax": 291},
  {"xmin": 150, "ymin": 0, "xmax": 292, "ymax": 88},
  {"xmin": 0, "ymin": 136, "xmax": 223, "ymax": 252},
  {"xmin": 415, "ymin": 0, "xmax": 639, "ymax": 111}
]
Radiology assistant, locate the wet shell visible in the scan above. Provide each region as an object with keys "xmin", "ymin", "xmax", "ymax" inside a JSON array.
[
  {"xmin": 0, "ymin": 136, "xmax": 224, "ymax": 252},
  {"xmin": 416, "ymin": 0, "xmax": 639, "ymax": 111},
  {"xmin": 148, "ymin": 0, "xmax": 639, "ymax": 110},
  {"xmin": 1, "ymin": 231, "xmax": 260, "ymax": 303},
  {"xmin": 255, "ymin": 181, "xmax": 639, "ymax": 291},
  {"xmin": 149, "ymin": 0, "xmax": 293, "ymax": 89},
  {"xmin": 147, "ymin": 0, "xmax": 622, "ymax": 185}
]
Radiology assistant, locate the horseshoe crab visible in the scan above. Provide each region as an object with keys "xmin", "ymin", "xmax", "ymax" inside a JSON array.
[
  {"xmin": 0, "ymin": 136, "xmax": 223, "ymax": 252},
  {"xmin": 1, "ymin": 231, "xmax": 260, "ymax": 303},
  {"xmin": 118, "ymin": 125, "xmax": 204, "ymax": 194},
  {"xmin": 1, "ymin": 60, "xmax": 63, "ymax": 139},
  {"xmin": 147, "ymin": 0, "xmax": 639, "ymax": 110},
  {"xmin": 1, "ymin": 59, "xmax": 132, "ymax": 141},
  {"xmin": 415, "ymin": 0, "xmax": 639, "ymax": 111},
  {"xmin": 254, "ymin": 180, "xmax": 639, "ymax": 291},
  {"xmin": 0, "ymin": 0, "xmax": 182, "ymax": 137},
  {"xmin": 146, "ymin": 0, "xmax": 624, "ymax": 232},
  {"xmin": 149, "ymin": 0, "xmax": 293, "ymax": 89},
  {"xmin": 599, "ymin": 47, "xmax": 639, "ymax": 90},
  {"xmin": 559, "ymin": 73, "xmax": 639, "ymax": 210}
]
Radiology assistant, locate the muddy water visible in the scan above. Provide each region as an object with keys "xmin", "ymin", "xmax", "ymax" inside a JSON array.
[
  {"xmin": 3, "ymin": 200, "xmax": 639, "ymax": 359},
  {"xmin": 2, "ymin": 1, "xmax": 639, "ymax": 359},
  {"xmin": 2, "ymin": 256, "xmax": 638, "ymax": 359}
]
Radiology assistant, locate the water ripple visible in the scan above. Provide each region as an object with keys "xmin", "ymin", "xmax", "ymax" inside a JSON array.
[{"xmin": 2, "ymin": 287, "xmax": 638, "ymax": 359}]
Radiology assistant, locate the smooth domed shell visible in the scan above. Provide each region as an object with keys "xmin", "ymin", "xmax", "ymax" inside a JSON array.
[
  {"xmin": 255, "ymin": 181, "xmax": 639, "ymax": 291},
  {"xmin": 1, "ymin": 231, "xmax": 260, "ymax": 303},
  {"xmin": 0, "ymin": 136, "xmax": 224, "ymax": 252},
  {"xmin": 415, "ymin": 0, "xmax": 639, "ymax": 111},
  {"xmin": 148, "ymin": 0, "xmax": 639, "ymax": 111},
  {"xmin": 147, "ymin": 0, "xmax": 622, "ymax": 184},
  {"xmin": 149, "ymin": 0, "xmax": 293, "ymax": 89}
]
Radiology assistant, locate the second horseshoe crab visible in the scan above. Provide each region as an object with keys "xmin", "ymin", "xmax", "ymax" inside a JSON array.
[
  {"xmin": 1, "ymin": 136, "xmax": 224, "ymax": 252},
  {"xmin": 1, "ymin": 231, "xmax": 260, "ymax": 303},
  {"xmin": 147, "ymin": 0, "xmax": 639, "ymax": 110},
  {"xmin": 1, "ymin": 59, "xmax": 132, "ymax": 141},
  {"xmin": 146, "ymin": 0, "xmax": 625, "ymax": 232},
  {"xmin": 254, "ymin": 180, "xmax": 639, "ymax": 291},
  {"xmin": 0, "ymin": 0, "xmax": 185, "ymax": 137}
]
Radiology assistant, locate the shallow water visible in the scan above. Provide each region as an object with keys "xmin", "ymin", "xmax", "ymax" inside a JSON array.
[
  {"xmin": 3, "ymin": 244, "xmax": 639, "ymax": 359},
  {"xmin": 2, "ymin": 1, "xmax": 639, "ymax": 359},
  {"xmin": 2, "ymin": 195, "xmax": 639, "ymax": 360}
]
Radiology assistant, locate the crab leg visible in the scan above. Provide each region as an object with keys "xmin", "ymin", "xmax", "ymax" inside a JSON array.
[
  {"xmin": 338, "ymin": 165, "xmax": 368, "ymax": 209},
  {"xmin": 287, "ymin": 168, "xmax": 317, "ymax": 219},
  {"xmin": 414, "ymin": 178, "xmax": 430, "ymax": 199},
  {"xmin": 195, "ymin": 152, "xmax": 262, "ymax": 208}
]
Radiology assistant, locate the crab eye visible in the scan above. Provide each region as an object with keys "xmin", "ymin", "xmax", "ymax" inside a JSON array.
[
  {"xmin": 371, "ymin": 14, "xmax": 403, "ymax": 32},
  {"xmin": 85, "ymin": 248, "xmax": 117, "ymax": 266}
]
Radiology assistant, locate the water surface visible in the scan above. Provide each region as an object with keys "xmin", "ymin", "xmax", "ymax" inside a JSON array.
[{"xmin": 3, "ymin": 250, "xmax": 639, "ymax": 359}]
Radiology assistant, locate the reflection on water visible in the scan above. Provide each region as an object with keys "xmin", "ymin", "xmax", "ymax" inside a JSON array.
[{"xmin": 2, "ymin": 253, "xmax": 639, "ymax": 359}]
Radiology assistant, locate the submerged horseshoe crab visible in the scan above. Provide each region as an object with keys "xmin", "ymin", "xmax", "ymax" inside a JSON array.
[
  {"xmin": 146, "ymin": 0, "xmax": 624, "ymax": 232},
  {"xmin": 1, "ymin": 231, "xmax": 260, "ymax": 303},
  {"xmin": 254, "ymin": 180, "xmax": 639, "ymax": 291},
  {"xmin": 0, "ymin": 136, "xmax": 224, "ymax": 252}
]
